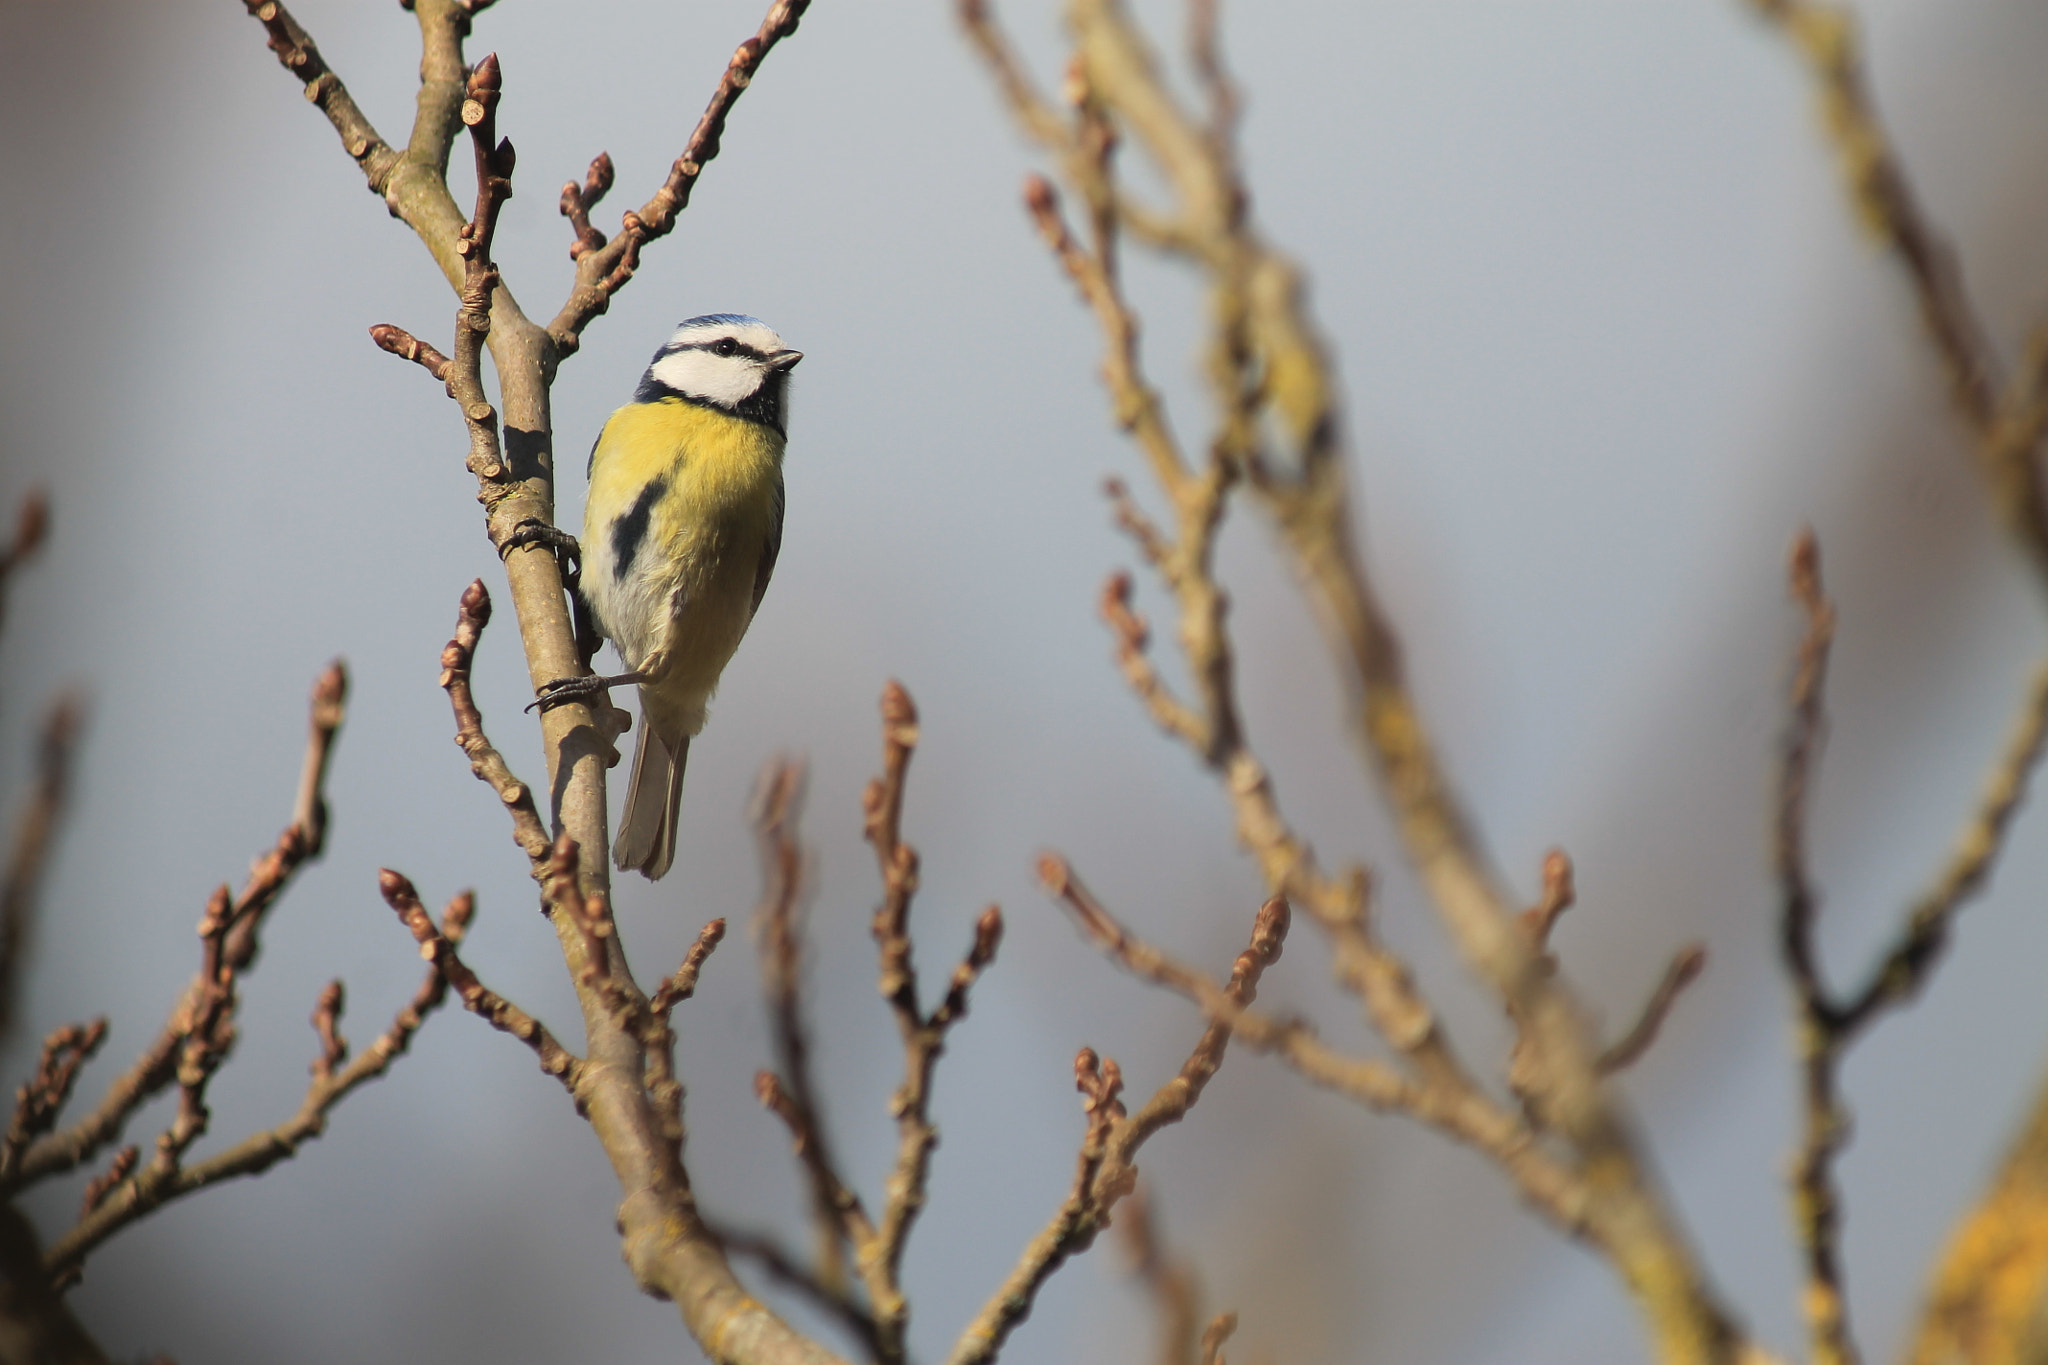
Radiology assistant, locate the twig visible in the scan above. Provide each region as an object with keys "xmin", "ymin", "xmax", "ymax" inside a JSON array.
[
  {"xmin": 0, "ymin": 488, "xmax": 50, "ymax": 638},
  {"xmin": 441, "ymin": 579, "xmax": 552, "ymax": 872},
  {"xmin": 44, "ymin": 893, "xmax": 475, "ymax": 1283},
  {"xmin": 1120, "ymin": 1186, "xmax": 1201, "ymax": 1365},
  {"xmin": 750, "ymin": 762, "xmax": 873, "ymax": 1295},
  {"xmin": 6, "ymin": 665, "xmax": 345, "ymax": 1191},
  {"xmin": 652, "ymin": 919, "xmax": 728, "ymax": 1019},
  {"xmin": 0, "ymin": 1021, "xmax": 108, "ymax": 1181},
  {"xmin": 0, "ymin": 694, "xmax": 85, "ymax": 1036},
  {"xmin": 1833, "ymin": 661, "xmax": 2048, "ymax": 1038},
  {"xmin": 964, "ymin": 3, "xmax": 1751, "ymax": 1356},
  {"xmin": 641, "ymin": 918, "xmax": 726, "ymax": 1151},
  {"xmin": 860, "ymin": 683, "xmax": 1004, "ymax": 1357},
  {"xmin": 1520, "ymin": 848, "xmax": 1576, "ymax": 953},
  {"xmin": 946, "ymin": 872, "xmax": 1288, "ymax": 1365},
  {"xmin": 368, "ymin": 323, "xmax": 453, "ymax": 382},
  {"xmin": 236, "ymin": 0, "xmax": 403, "ymax": 194},
  {"xmin": 1747, "ymin": 0, "xmax": 2048, "ymax": 584},
  {"xmin": 559, "ymin": 152, "xmax": 615, "ymax": 261},
  {"xmin": 1199, "ymin": 1313, "xmax": 1236, "ymax": 1365},
  {"xmin": 1774, "ymin": 533, "xmax": 2048, "ymax": 1365},
  {"xmin": 380, "ymin": 870, "xmax": 579, "ymax": 1089},
  {"xmin": 1774, "ymin": 531, "xmax": 1858, "ymax": 1365},
  {"xmin": 547, "ymin": 0, "xmax": 814, "ymax": 357},
  {"xmin": 1597, "ymin": 945, "xmax": 1708, "ymax": 1075},
  {"xmin": 705, "ymin": 1220, "xmax": 885, "ymax": 1361}
]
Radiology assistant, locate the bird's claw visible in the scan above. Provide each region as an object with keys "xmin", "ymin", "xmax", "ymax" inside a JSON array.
[
  {"xmin": 528, "ymin": 674, "xmax": 609, "ymax": 714},
  {"xmin": 501, "ymin": 520, "xmax": 582, "ymax": 571}
]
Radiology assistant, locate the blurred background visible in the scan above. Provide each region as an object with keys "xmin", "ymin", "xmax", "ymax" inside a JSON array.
[{"xmin": 3, "ymin": 0, "xmax": 2047, "ymax": 1361}]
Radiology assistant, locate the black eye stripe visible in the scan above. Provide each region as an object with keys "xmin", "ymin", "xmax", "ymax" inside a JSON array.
[{"xmin": 660, "ymin": 338, "xmax": 772, "ymax": 361}]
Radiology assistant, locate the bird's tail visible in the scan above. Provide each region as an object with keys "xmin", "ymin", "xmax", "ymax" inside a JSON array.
[{"xmin": 614, "ymin": 723, "xmax": 689, "ymax": 880}]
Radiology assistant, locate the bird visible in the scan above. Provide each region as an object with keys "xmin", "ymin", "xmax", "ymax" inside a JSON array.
[{"xmin": 535, "ymin": 314, "xmax": 802, "ymax": 880}]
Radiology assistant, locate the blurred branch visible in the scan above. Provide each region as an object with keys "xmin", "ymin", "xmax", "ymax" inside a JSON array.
[
  {"xmin": 1774, "ymin": 532, "xmax": 1857, "ymax": 1365},
  {"xmin": 1746, "ymin": 0, "xmax": 2048, "ymax": 588},
  {"xmin": 1833, "ymin": 660, "xmax": 2048, "ymax": 1038},
  {"xmin": 947, "ymin": 877, "xmax": 1286, "ymax": 1365},
  {"xmin": 0, "ymin": 695, "xmax": 84, "ymax": 1038},
  {"xmin": 961, "ymin": 2, "xmax": 1757, "ymax": 1358},
  {"xmin": 1120, "ymin": 1186, "xmax": 1202, "ymax": 1365},
  {"xmin": 1907, "ymin": 1057, "xmax": 2048, "ymax": 1365},
  {"xmin": 706, "ymin": 1219, "xmax": 884, "ymax": 1361},
  {"xmin": 1597, "ymin": 944, "xmax": 1707, "ymax": 1076},
  {"xmin": 1776, "ymin": 535, "xmax": 2048, "ymax": 1365},
  {"xmin": 0, "ymin": 489, "xmax": 49, "ymax": 640},
  {"xmin": 751, "ymin": 761, "xmax": 873, "ymax": 1296},
  {"xmin": 861, "ymin": 682, "xmax": 1003, "ymax": 1359}
]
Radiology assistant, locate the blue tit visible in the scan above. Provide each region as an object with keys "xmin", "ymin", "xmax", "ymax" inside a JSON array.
[{"xmin": 539, "ymin": 314, "xmax": 802, "ymax": 880}]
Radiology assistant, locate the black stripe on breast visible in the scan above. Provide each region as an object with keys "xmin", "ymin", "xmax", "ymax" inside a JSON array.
[{"xmin": 610, "ymin": 476, "xmax": 667, "ymax": 581}]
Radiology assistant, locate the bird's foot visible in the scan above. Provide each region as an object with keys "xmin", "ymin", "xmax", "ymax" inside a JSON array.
[
  {"xmin": 500, "ymin": 520, "xmax": 582, "ymax": 571},
  {"xmin": 528, "ymin": 669, "xmax": 646, "ymax": 714}
]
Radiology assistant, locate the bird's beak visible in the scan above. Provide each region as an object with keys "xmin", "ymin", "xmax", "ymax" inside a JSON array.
[{"xmin": 767, "ymin": 349, "xmax": 804, "ymax": 372}]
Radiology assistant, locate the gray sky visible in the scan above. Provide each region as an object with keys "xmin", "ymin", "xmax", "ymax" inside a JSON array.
[{"xmin": 3, "ymin": 1, "xmax": 2047, "ymax": 1362}]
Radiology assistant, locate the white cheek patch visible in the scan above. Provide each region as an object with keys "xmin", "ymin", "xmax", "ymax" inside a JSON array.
[{"xmin": 648, "ymin": 349, "xmax": 767, "ymax": 409}]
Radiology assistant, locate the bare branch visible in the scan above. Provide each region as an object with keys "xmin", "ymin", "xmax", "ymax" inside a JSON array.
[
  {"xmin": 441, "ymin": 579, "xmax": 552, "ymax": 872},
  {"xmin": 0, "ymin": 488, "xmax": 50, "ymax": 637},
  {"xmin": 1834, "ymin": 661, "xmax": 2048, "ymax": 1037},
  {"xmin": 236, "ymin": 0, "xmax": 403, "ymax": 194},
  {"xmin": 380, "ymin": 870, "xmax": 579, "ymax": 1089},
  {"xmin": 1598, "ymin": 945, "xmax": 1708, "ymax": 1075},
  {"xmin": 751, "ymin": 761, "xmax": 873, "ymax": 1296},
  {"xmin": 1747, "ymin": 1, "xmax": 2048, "ymax": 586},
  {"xmin": 44, "ymin": 892, "xmax": 474, "ymax": 1283},
  {"xmin": 1774, "ymin": 531, "xmax": 1858, "ymax": 1365},
  {"xmin": 0, "ymin": 694, "xmax": 84, "ymax": 1036},
  {"xmin": 1120, "ymin": 1186, "xmax": 1201, "ymax": 1365},
  {"xmin": 706, "ymin": 1220, "xmax": 885, "ymax": 1361},
  {"xmin": 947, "ymin": 871, "xmax": 1289, "ymax": 1365},
  {"xmin": 368, "ymin": 323, "xmax": 453, "ymax": 382},
  {"xmin": 548, "ymin": 0, "xmax": 814, "ymax": 356},
  {"xmin": 9, "ymin": 664, "xmax": 345, "ymax": 1190}
]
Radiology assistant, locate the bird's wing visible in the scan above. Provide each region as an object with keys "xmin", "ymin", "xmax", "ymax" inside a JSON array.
[{"xmin": 751, "ymin": 471, "xmax": 784, "ymax": 620}]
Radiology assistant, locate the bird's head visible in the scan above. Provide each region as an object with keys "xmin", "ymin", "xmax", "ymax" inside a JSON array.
[{"xmin": 637, "ymin": 314, "xmax": 803, "ymax": 432}]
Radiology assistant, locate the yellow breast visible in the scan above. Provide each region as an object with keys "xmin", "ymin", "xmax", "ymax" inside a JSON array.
[{"xmin": 582, "ymin": 399, "xmax": 785, "ymax": 733}]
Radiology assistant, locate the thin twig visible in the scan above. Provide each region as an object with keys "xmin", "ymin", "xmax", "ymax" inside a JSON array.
[
  {"xmin": 380, "ymin": 870, "xmax": 580, "ymax": 1088},
  {"xmin": 0, "ymin": 694, "xmax": 85, "ymax": 1036},
  {"xmin": 946, "ymin": 873, "xmax": 1290, "ymax": 1365},
  {"xmin": 750, "ymin": 761, "xmax": 873, "ymax": 1294},
  {"xmin": 0, "ymin": 488, "xmax": 50, "ymax": 639},
  {"xmin": 1121, "ymin": 1185, "xmax": 1201, "ymax": 1365},
  {"xmin": 1598, "ymin": 945, "xmax": 1708, "ymax": 1075},
  {"xmin": 547, "ymin": 0, "xmax": 814, "ymax": 356},
  {"xmin": 441, "ymin": 579, "xmax": 552, "ymax": 872},
  {"xmin": 8, "ymin": 665, "xmax": 345, "ymax": 1191},
  {"xmin": 1774, "ymin": 531, "xmax": 1858, "ymax": 1365},
  {"xmin": 368, "ymin": 323, "xmax": 453, "ymax": 382},
  {"xmin": 43, "ymin": 893, "xmax": 475, "ymax": 1283},
  {"xmin": 1747, "ymin": 0, "xmax": 2048, "ymax": 585}
]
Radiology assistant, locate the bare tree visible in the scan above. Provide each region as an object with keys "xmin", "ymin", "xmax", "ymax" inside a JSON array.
[{"xmin": 2, "ymin": 2, "xmax": 2048, "ymax": 1364}]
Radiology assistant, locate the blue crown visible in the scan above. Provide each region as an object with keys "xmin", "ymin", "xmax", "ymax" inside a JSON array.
[{"xmin": 675, "ymin": 313, "xmax": 765, "ymax": 330}]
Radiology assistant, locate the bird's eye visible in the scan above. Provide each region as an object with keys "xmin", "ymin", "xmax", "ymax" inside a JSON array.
[{"xmin": 713, "ymin": 338, "xmax": 738, "ymax": 357}]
